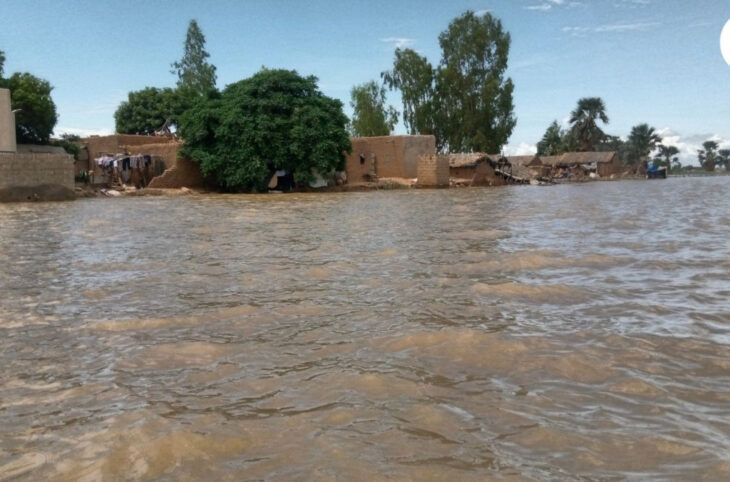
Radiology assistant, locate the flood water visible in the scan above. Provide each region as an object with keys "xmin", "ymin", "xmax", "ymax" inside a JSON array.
[{"xmin": 1, "ymin": 177, "xmax": 729, "ymax": 480}]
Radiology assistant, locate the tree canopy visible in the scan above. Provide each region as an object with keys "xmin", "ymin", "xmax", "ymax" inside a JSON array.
[
  {"xmin": 654, "ymin": 144, "xmax": 679, "ymax": 173},
  {"xmin": 536, "ymin": 120, "xmax": 565, "ymax": 156},
  {"xmin": 569, "ymin": 97, "xmax": 609, "ymax": 151},
  {"xmin": 178, "ymin": 69, "xmax": 351, "ymax": 192},
  {"xmin": 382, "ymin": 10, "xmax": 515, "ymax": 153},
  {"xmin": 114, "ymin": 87, "xmax": 189, "ymax": 135},
  {"xmin": 0, "ymin": 72, "xmax": 58, "ymax": 144},
  {"xmin": 698, "ymin": 140, "xmax": 719, "ymax": 171},
  {"xmin": 627, "ymin": 123, "xmax": 661, "ymax": 173},
  {"xmin": 0, "ymin": 49, "xmax": 5, "ymax": 78},
  {"xmin": 171, "ymin": 20, "xmax": 217, "ymax": 97},
  {"xmin": 349, "ymin": 81, "xmax": 398, "ymax": 137}
]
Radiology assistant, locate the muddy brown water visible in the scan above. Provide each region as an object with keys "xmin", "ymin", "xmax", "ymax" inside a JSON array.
[{"xmin": 1, "ymin": 177, "xmax": 729, "ymax": 480}]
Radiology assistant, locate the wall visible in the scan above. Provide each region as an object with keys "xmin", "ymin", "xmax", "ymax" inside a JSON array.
[
  {"xmin": 345, "ymin": 135, "xmax": 436, "ymax": 182},
  {"xmin": 0, "ymin": 88, "xmax": 17, "ymax": 153},
  {"xmin": 597, "ymin": 155, "xmax": 622, "ymax": 177},
  {"xmin": 81, "ymin": 134, "xmax": 177, "ymax": 183},
  {"xmin": 416, "ymin": 154, "xmax": 449, "ymax": 187},
  {"xmin": 147, "ymin": 157, "xmax": 207, "ymax": 189},
  {"xmin": 0, "ymin": 152, "xmax": 74, "ymax": 201},
  {"xmin": 450, "ymin": 161, "xmax": 501, "ymax": 186}
]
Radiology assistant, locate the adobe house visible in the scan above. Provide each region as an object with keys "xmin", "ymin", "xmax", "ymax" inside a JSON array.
[
  {"xmin": 447, "ymin": 153, "xmax": 510, "ymax": 186},
  {"xmin": 0, "ymin": 88, "xmax": 74, "ymax": 202},
  {"xmin": 541, "ymin": 151, "xmax": 621, "ymax": 178},
  {"xmin": 345, "ymin": 135, "xmax": 436, "ymax": 183},
  {"xmin": 508, "ymin": 155, "xmax": 550, "ymax": 180}
]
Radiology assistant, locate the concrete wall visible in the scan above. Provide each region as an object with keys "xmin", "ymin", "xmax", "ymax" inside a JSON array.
[
  {"xmin": 345, "ymin": 135, "xmax": 436, "ymax": 182},
  {"xmin": 416, "ymin": 154, "xmax": 449, "ymax": 187},
  {"xmin": 0, "ymin": 152, "xmax": 74, "ymax": 201},
  {"xmin": 0, "ymin": 88, "xmax": 17, "ymax": 153}
]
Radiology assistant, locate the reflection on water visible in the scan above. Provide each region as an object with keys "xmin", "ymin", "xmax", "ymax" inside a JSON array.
[{"xmin": 1, "ymin": 178, "xmax": 729, "ymax": 480}]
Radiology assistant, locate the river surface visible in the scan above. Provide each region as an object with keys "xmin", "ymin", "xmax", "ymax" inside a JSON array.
[{"xmin": 1, "ymin": 177, "xmax": 729, "ymax": 481}]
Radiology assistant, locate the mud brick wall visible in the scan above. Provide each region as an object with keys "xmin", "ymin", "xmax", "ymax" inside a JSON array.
[
  {"xmin": 416, "ymin": 154, "xmax": 449, "ymax": 187},
  {"xmin": 147, "ymin": 157, "xmax": 207, "ymax": 189}
]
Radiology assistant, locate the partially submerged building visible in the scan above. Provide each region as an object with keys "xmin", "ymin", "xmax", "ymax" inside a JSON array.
[
  {"xmin": 345, "ymin": 135, "xmax": 436, "ymax": 183},
  {"xmin": 507, "ymin": 155, "xmax": 550, "ymax": 180},
  {"xmin": 541, "ymin": 151, "xmax": 622, "ymax": 178},
  {"xmin": 0, "ymin": 88, "xmax": 74, "ymax": 202},
  {"xmin": 78, "ymin": 134, "xmax": 207, "ymax": 189},
  {"xmin": 447, "ymin": 153, "xmax": 512, "ymax": 186}
]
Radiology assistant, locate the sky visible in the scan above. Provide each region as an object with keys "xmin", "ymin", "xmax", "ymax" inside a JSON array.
[{"xmin": 2, "ymin": 0, "xmax": 729, "ymax": 163}]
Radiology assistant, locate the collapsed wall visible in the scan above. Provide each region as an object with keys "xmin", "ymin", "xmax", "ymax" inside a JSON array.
[{"xmin": 147, "ymin": 157, "xmax": 207, "ymax": 189}]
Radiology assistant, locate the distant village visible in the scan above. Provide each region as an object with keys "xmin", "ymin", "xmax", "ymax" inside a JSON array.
[{"xmin": 1, "ymin": 93, "xmax": 629, "ymax": 202}]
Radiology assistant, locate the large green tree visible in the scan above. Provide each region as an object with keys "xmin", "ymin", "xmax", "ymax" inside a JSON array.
[
  {"xmin": 170, "ymin": 19, "xmax": 217, "ymax": 97},
  {"xmin": 381, "ymin": 48, "xmax": 436, "ymax": 138},
  {"xmin": 0, "ymin": 49, "xmax": 5, "ymax": 78},
  {"xmin": 569, "ymin": 97, "xmax": 609, "ymax": 151},
  {"xmin": 697, "ymin": 140, "xmax": 719, "ymax": 171},
  {"xmin": 114, "ymin": 87, "xmax": 188, "ymax": 135},
  {"xmin": 179, "ymin": 69, "xmax": 351, "ymax": 192},
  {"xmin": 654, "ymin": 144, "xmax": 679, "ymax": 174},
  {"xmin": 0, "ymin": 72, "xmax": 58, "ymax": 144},
  {"xmin": 349, "ymin": 81, "xmax": 398, "ymax": 137},
  {"xmin": 382, "ymin": 10, "xmax": 515, "ymax": 153},
  {"xmin": 627, "ymin": 123, "xmax": 661, "ymax": 174}
]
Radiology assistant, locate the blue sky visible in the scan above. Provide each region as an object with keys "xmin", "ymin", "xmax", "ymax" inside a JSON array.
[{"xmin": 2, "ymin": 0, "xmax": 729, "ymax": 162}]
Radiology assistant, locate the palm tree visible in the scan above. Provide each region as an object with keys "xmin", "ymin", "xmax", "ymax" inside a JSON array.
[
  {"xmin": 697, "ymin": 140, "xmax": 719, "ymax": 171},
  {"xmin": 569, "ymin": 97, "xmax": 609, "ymax": 151},
  {"xmin": 628, "ymin": 124, "xmax": 662, "ymax": 174},
  {"xmin": 717, "ymin": 149, "xmax": 730, "ymax": 170},
  {"xmin": 654, "ymin": 144, "xmax": 679, "ymax": 174}
]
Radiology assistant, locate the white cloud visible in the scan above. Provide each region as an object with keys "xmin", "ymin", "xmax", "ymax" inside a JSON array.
[
  {"xmin": 525, "ymin": 0, "xmax": 581, "ymax": 11},
  {"xmin": 54, "ymin": 126, "xmax": 113, "ymax": 138},
  {"xmin": 526, "ymin": 3, "xmax": 553, "ymax": 11},
  {"xmin": 563, "ymin": 21, "xmax": 658, "ymax": 35},
  {"xmin": 380, "ymin": 37, "xmax": 415, "ymax": 49},
  {"xmin": 503, "ymin": 142, "xmax": 538, "ymax": 156},
  {"xmin": 655, "ymin": 128, "xmax": 730, "ymax": 166}
]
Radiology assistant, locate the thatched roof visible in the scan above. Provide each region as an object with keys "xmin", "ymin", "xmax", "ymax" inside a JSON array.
[
  {"xmin": 541, "ymin": 152, "xmax": 618, "ymax": 166},
  {"xmin": 447, "ymin": 153, "xmax": 507, "ymax": 168},
  {"xmin": 508, "ymin": 155, "xmax": 542, "ymax": 167}
]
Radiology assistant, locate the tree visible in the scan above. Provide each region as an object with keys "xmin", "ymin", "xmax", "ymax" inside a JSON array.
[
  {"xmin": 349, "ymin": 81, "xmax": 398, "ymax": 137},
  {"xmin": 0, "ymin": 72, "xmax": 58, "ymax": 144},
  {"xmin": 178, "ymin": 69, "xmax": 351, "ymax": 192},
  {"xmin": 536, "ymin": 120, "xmax": 565, "ymax": 156},
  {"xmin": 569, "ymin": 97, "xmax": 609, "ymax": 151},
  {"xmin": 717, "ymin": 149, "xmax": 730, "ymax": 170},
  {"xmin": 0, "ymin": 49, "xmax": 5, "ymax": 78},
  {"xmin": 114, "ymin": 87, "xmax": 188, "ymax": 135},
  {"xmin": 171, "ymin": 20, "xmax": 217, "ymax": 97},
  {"xmin": 697, "ymin": 140, "xmax": 719, "ymax": 171},
  {"xmin": 627, "ymin": 123, "xmax": 661, "ymax": 174},
  {"xmin": 383, "ymin": 10, "xmax": 515, "ymax": 153},
  {"xmin": 654, "ymin": 144, "xmax": 679, "ymax": 174},
  {"xmin": 381, "ymin": 48, "xmax": 437, "ymax": 137}
]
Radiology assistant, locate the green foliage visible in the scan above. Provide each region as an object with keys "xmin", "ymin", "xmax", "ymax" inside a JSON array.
[
  {"xmin": 171, "ymin": 20, "xmax": 217, "ymax": 97},
  {"xmin": 114, "ymin": 87, "xmax": 189, "ymax": 135},
  {"xmin": 51, "ymin": 133, "xmax": 81, "ymax": 158},
  {"xmin": 349, "ymin": 81, "xmax": 398, "ymax": 137},
  {"xmin": 654, "ymin": 144, "xmax": 679, "ymax": 174},
  {"xmin": 381, "ymin": 48, "xmax": 436, "ymax": 137},
  {"xmin": 717, "ymin": 149, "xmax": 730, "ymax": 170},
  {"xmin": 179, "ymin": 69, "xmax": 352, "ymax": 192},
  {"xmin": 0, "ymin": 49, "xmax": 5, "ymax": 78},
  {"xmin": 626, "ymin": 123, "xmax": 661, "ymax": 173},
  {"xmin": 536, "ymin": 120, "xmax": 565, "ymax": 156},
  {"xmin": 697, "ymin": 140, "xmax": 719, "ymax": 171},
  {"xmin": 0, "ymin": 72, "xmax": 58, "ymax": 144},
  {"xmin": 383, "ymin": 10, "xmax": 515, "ymax": 153},
  {"xmin": 569, "ymin": 97, "xmax": 609, "ymax": 151}
]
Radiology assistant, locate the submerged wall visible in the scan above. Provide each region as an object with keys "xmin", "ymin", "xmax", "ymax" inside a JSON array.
[
  {"xmin": 0, "ymin": 152, "xmax": 75, "ymax": 201},
  {"xmin": 0, "ymin": 88, "xmax": 17, "ymax": 153}
]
